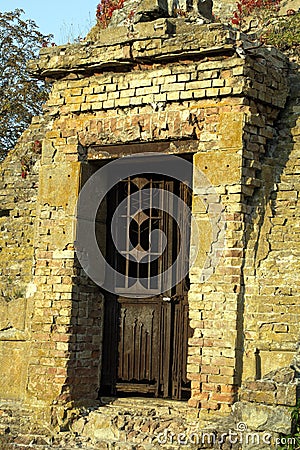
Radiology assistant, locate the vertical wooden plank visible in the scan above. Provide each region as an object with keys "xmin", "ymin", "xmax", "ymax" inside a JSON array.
[
  {"xmin": 100, "ymin": 294, "xmax": 119, "ymax": 395},
  {"xmin": 161, "ymin": 302, "xmax": 172, "ymax": 398}
]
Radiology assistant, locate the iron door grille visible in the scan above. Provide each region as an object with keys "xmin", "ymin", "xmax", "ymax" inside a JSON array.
[{"xmin": 107, "ymin": 175, "xmax": 191, "ymax": 297}]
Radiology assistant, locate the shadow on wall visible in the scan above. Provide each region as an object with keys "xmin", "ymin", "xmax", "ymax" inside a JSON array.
[{"xmin": 240, "ymin": 65, "xmax": 300, "ymax": 385}]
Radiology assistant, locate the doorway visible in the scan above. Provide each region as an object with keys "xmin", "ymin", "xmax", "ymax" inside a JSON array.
[{"xmin": 100, "ymin": 156, "xmax": 193, "ymax": 400}]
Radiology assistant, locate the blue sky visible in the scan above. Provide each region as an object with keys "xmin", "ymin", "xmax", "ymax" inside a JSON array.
[{"xmin": 0, "ymin": 0, "xmax": 98, "ymax": 44}]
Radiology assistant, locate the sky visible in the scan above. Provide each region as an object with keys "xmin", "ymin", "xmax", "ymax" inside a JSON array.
[{"xmin": 0, "ymin": 0, "xmax": 99, "ymax": 44}]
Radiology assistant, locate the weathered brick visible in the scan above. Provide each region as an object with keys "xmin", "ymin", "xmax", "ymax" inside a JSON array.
[{"xmin": 0, "ymin": 18, "xmax": 296, "ymax": 427}]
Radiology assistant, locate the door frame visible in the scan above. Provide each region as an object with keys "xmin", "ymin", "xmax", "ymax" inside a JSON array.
[{"xmin": 99, "ymin": 154, "xmax": 193, "ymax": 399}]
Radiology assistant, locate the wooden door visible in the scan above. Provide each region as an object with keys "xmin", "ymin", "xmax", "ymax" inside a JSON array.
[{"xmin": 101, "ymin": 174, "xmax": 192, "ymax": 399}]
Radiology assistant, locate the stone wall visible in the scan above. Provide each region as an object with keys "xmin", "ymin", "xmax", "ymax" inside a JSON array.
[
  {"xmin": 242, "ymin": 68, "xmax": 300, "ymax": 381},
  {"xmin": 0, "ymin": 115, "xmax": 51, "ymax": 400},
  {"xmin": 0, "ymin": 11, "xmax": 299, "ymax": 440}
]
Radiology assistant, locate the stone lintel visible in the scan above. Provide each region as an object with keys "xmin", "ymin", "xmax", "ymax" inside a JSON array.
[{"xmin": 88, "ymin": 140, "xmax": 199, "ymax": 160}]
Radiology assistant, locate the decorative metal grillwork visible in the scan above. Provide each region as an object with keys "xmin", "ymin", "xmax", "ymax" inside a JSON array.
[{"xmin": 109, "ymin": 176, "xmax": 191, "ymax": 297}]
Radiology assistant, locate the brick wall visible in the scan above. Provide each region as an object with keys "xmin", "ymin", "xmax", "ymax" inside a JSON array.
[
  {"xmin": 242, "ymin": 69, "xmax": 300, "ymax": 382},
  {"xmin": 0, "ymin": 116, "xmax": 51, "ymax": 400},
  {"xmin": 0, "ymin": 18, "xmax": 298, "ymax": 428}
]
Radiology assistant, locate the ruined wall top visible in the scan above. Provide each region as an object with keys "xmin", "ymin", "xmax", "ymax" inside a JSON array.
[
  {"xmin": 28, "ymin": 17, "xmax": 288, "ymax": 83},
  {"xmin": 106, "ymin": 0, "xmax": 213, "ymax": 27}
]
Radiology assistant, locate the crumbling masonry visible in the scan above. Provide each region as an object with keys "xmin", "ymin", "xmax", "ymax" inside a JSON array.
[{"xmin": 0, "ymin": 1, "xmax": 299, "ymax": 445}]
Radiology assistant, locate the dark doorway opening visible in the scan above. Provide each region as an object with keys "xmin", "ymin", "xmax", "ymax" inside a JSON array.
[{"xmin": 99, "ymin": 154, "xmax": 193, "ymax": 400}]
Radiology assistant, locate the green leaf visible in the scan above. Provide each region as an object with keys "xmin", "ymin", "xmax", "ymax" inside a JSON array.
[{"xmin": 0, "ymin": 9, "xmax": 52, "ymax": 160}]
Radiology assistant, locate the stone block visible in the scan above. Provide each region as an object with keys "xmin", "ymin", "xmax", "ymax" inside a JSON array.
[
  {"xmin": 0, "ymin": 297, "xmax": 26, "ymax": 333},
  {"xmin": 233, "ymin": 401, "xmax": 292, "ymax": 434},
  {"xmin": 192, "ymin": 196, "xmax": 208, "ymax": 214},
  {"xmin": 86, "ymin": 25, "xmax": 129, "ymax": 45},
  {"xmin": 38, "ymin": 163, "xmax": 81, "ymax": 214},
  {"xmin": 218, "ymin": 111, "xmax": 244, "ymax": 149},
  {"xmin": 135, "ymin": 19, "xmax": 170, "ymax": 38},
  {"xmin": 41, "ymin": 139, "xmax": 56, "ymax": 164},
  {"xmin": 194, "ymin": 149, "xmax": 242, "ymax": 187},
  {"xmin": 276, "ymin": 384, "xmax": 297, "ymax": 406},
  {"xmin": 249, "ymin": 390, "xmax": 276, "ymax": 405},
  {"xmin": 260, "ymin": 351, "xmax": 296, "ymax": 378},
  {"xmin": 81, "ymin": 412, "xmax": 119, "ymax": 441},
  {"xmin": 190, "ymin": 215, "xmax": 212, "ymax": 275},
  {"xmin": 272, "ymin": 367, "xmax": 295, "ymax": 384},
  {"xmin": 0, "ymin": 342, "xmax": 29, "ymax": 399}
]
